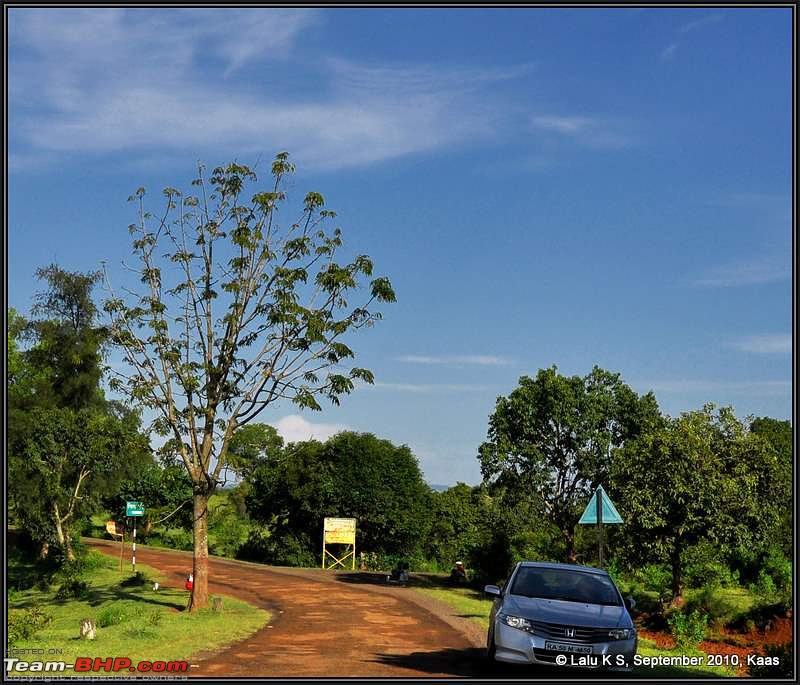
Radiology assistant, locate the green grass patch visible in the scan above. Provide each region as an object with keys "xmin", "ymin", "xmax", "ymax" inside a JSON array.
[
  {"xmin": 413, "ymin": 575, "xmax": 493, "ymax": 629},
  {"xmin": 8, "ymin": 547, "xmax": 269, "ymax": 676}
]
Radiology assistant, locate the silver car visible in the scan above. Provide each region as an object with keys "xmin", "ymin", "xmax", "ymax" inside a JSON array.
[{"xmin": 485, "ymin": 561, "xmax": 637, "ymax": 671}]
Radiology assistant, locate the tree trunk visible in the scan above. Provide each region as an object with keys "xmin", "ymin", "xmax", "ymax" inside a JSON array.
[
  {"xmin": 188, "ymin": 489, "xmax": 211, "ymax": 612},
  {"xmin": 671, "ymin": 540, "xmax": 683, "ymax": 603},
  {"xmin": 564, "ymin": 528, "xmax": 577, "ymax": 564},
  {"xmin": 53, "ymin": 503, "xmax": 75, "ymax": 561}
]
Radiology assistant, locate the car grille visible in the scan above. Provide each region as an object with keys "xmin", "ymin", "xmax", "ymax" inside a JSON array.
[{"xmin": 530, "ymin": 620, "xmax": 610, "ymax": 643}]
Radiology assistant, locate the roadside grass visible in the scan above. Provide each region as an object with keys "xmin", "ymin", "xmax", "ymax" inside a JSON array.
[
  {"xmin": 409, "ymin": 573, "xmax": 737, "ymax": 678},
  {"xmin": 7, "ymin": 548, "xmax": 269, "ymax": 676}
]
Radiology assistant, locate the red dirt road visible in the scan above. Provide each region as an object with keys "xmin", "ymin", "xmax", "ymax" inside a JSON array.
[{"xmin": 87, "ymin": 539, "xmax": 489, "ymax": 677}]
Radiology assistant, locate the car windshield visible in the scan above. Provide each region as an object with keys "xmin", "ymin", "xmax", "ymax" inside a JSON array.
[{"xmin": 510, "ymin": 567, "xmax": 621, "ymax": 606}]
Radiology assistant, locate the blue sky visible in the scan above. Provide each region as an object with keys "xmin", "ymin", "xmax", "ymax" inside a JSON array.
[{"xmin": 8, "ymin": 8, "xmax": 793, "ymax": 485}]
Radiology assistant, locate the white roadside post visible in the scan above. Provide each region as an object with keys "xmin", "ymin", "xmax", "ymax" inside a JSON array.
[{"xmin": 126, "ymin": 501, "xmax": 145, "ymax": 573}]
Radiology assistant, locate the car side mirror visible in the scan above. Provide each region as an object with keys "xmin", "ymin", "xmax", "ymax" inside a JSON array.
[
  {"xmin": 484, "ymin": 585, "xmax": 502, "ymax": 598},
  {"xmin": 626, "ymin": 596, "xmax": 636, "ymax": 610}
]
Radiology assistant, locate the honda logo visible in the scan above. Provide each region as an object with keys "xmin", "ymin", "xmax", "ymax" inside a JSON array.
[{"xmin": 565, "ymin": 628, "xmax": 575, "ymax": 638}]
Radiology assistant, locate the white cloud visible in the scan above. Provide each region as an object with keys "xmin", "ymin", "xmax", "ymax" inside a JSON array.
[
  {"xmin": 728, "ymin": 334, "xmax": 791, "ymax": 354},
  {"xmin": 8, "ymin": 9, "xmax": 532, "ymax": 172},
  {"xmin": 396, "ymin": 354, "xmax": 513, "ymax": 366},
  {"xmin": 660, "ymin": 13, "xmax": 722, "ymax": 63},
  {"xmin": 273, "ymin": 414, "xmax": 349, "ymax": 443},
  {"xmin": 679, "ymin": 14, "xmax": 722, "ymax": 34},
  {"xmin": 530, "ymin": 114, "xmax": 633, "ymax": 149},
  {"xmin": 692, "ymin": 258, "xmax": 791, "ymax": 287},
  {"xmin": 660, "ymin": 43, "xmax": 679, "ymax": 61}
]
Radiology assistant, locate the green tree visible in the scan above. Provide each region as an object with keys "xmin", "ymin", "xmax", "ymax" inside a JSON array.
[
  {"xmin": 426, "ymin": 483, "xmax": 484, "ymax": 565},
  {"xmin": 13, "ymin": 407, "xmax": 150, "ymax": 560},
  {"xmin": 226, "ymin": 423, "xmax": 284, "ymax": 481},
  {"xmin": 8, "ymin": 267, "xmax": 141, "ymax": 560},
  {"xmin": 106, "ymin": 448, "xmax": 195, "ymax": 534},
  {"xmin": 103, "ymin": 155, "xmax": 395, "ymax": 609},
  {"xmin": 611, "ymin": 405, "xmax": 782, "ymax": 601},
  {"xmin": 26, "ymin": 264, "xmax": 106, "ymax": 411},
  {"xmin": 478, "ymin": 366, "xmax": 661, "ymax": 562},
  {"xmin": 246, "ymin": 432, "xmax": 432, "ymax": 561}
]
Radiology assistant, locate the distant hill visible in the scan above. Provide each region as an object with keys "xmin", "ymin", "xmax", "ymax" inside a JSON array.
[{"xmin": 428, "ymin": 483, "xmax": 451, "ymax": 492}]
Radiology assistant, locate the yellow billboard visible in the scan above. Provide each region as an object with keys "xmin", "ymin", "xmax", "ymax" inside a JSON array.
[{"xmin": 324, "ymin": 517, "xmax": 356, "ymax": 545}]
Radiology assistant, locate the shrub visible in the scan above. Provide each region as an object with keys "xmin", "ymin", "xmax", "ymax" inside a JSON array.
[
  {"xmin": 636, "ymin": 564, "xmax": 672, "ymax": 594},
  {"xmin": 683, "ymin": 541, "xmax": 739, "ymax": 589},
  {"xmin": 685, "ymin": 586, "xmax": 740, "ymax": 628},
  {"xmin": 209, "ymin": 516, "xmax": 250, "ymax": 558},
  {"xmin": 7, "ymin": 607, "xmax": 53, "ymax": 645},
  {"xmin": 80, "ymin": 550, "xmax": 113, "ymax": 571},
  {"xmin": 54, "ymin": 578, "xmax": 91, "ymax": 600},
  {"xmin": 604, "ymin": 557, "xmax": 624, "ymax": 588},
  {"xmin": 97, "ymin": 604, "xmax": 128, "ymax": 627},
  {"xmin": 761, "ymin": 546, "xmax": 792, "ymax": 594},
  {"xmin": 52, "ymin": 559, "xmax": 92, "ymax": 599},
  {"xmin": 97, "ymin": 602, "xmax": 144, "ymax": 627},
  {"xmin": 119, "ymin": 571, "xmax": 151, "ymax": 588},
  {"xmin": 160, "ymin": 527, "xmax": 193, "ymax": 551},
  {"xmin": 747, "ymin": 642, "xmax": 793, "ymax": 678},
  {"xmin": 236, "ymin": 527, "xmax": 272, "ymax": 563},
  {"xmin": 238, "ymin": 531, "xmax": 316, "ymax": 567},
  {"xmin": 667, "ymin": 609, "xmax": 708, "ymax": 647}
]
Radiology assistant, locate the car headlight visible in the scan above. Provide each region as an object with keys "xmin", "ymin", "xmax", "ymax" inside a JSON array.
[
  {"xmin": 608, "ymin": 628, "xmax": 634, "ymax": 640},
  {"xmin": 500, "ymin": 614, "xmax": 532, "ymax": 631}
]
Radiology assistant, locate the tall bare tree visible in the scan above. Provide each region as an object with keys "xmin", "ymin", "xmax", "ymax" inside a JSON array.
[{"xmin": 103, "ymin": 154, "xmax": 395, "ymax": 609}]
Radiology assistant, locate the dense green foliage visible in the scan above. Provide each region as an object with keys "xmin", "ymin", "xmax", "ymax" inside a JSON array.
[
  {"xmin": 479, "ymin": 366, "xmax": 662, "ymax": 561},
  {"xmin": 8, "ymin": 266, "xmax": 152, "ymax": 561},
  {"xmin": 246, "ymin": 431, "xmax": 433, "ymax": 565},
  {"xmin": 611, "ymin": 405, "xmax": 783, "ymax": 600}
]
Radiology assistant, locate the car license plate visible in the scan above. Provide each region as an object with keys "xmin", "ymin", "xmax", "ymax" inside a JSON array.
[{"xmin": 544, "ymin": 641, "xmax": 593, "ymax": 654}]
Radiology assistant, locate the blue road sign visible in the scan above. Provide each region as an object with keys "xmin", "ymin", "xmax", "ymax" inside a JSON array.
[{"xmin": 578, "ymin": 485, "xmax": 623, "ymax": 524}]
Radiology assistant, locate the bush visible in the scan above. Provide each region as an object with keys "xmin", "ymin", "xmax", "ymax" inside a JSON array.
[
  {"xmin": 209, "ymin": 515, "xmax": 250, "ymax": 558},
  {"xmin": 760, "ymin": 546, "xmax": 792, "ymax": 594},
  {"xmin": 119, "ymin": 571, "xmax": 152, "ymax": 588},
  {"xmin": 52, "ymin": 558, "xmax": 92, "ymax": 599},
  {"xmin": 635, "ymin": 564, "xmax": 672, "ymax": 594},
  {"xmin": 236, "ymin": 527, "xmax": 272, "ymax": 562},
  {"xmin": 685, "ymin": 586, "xmax": 740, "ymax": 628},
  {"xmin": 237, "ymin": 530, "xmax": 316, "ymax": 567},
  {"xmin": 747, "ymin": 642, "xmax": 793, "ymax": 678},
  {"xmin": 80, "ymin": 550, "xmax": 113, "ymax": 572},
  {"xmin": 97, "ymin": 603, "xmax": 129, "ymax": 627},
  {"xmin": 8, "ymin": 607, "xmax": 53, "ymax": 645},
  {"xmin": 683, "ymin": 541, "xmax": 741, "ymax": 589},
  {"xmin": 731, "ymin": 601, "xmax": 791, "ymax": 633},
  {"xmin": 146, "ymin": 527, "xmax": 193, "ymax": 551},
  {"xmin": 667, "ymin": 609, "xmax": 708, "ymax": 647},
  {"xmin": 54, "ymin": 578, "xmax": 91, "ymax": 600}
]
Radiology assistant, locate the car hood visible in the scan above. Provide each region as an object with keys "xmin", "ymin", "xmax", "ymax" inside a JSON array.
[{"xmin": 503, "ymin": 594, "xmax": 629, "ymax": 628}]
